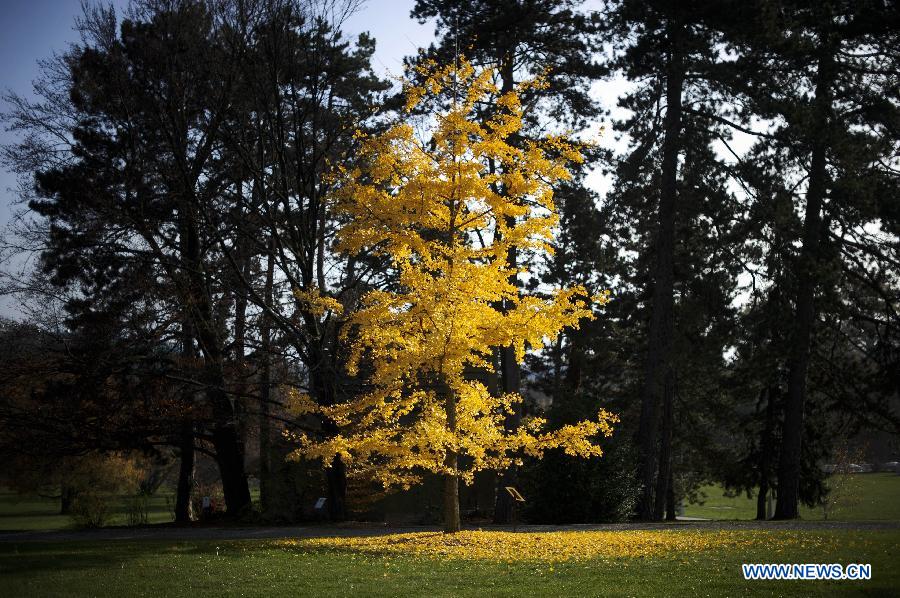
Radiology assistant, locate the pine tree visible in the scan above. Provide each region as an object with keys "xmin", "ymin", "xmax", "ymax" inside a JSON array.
[
  {"xmin": 16, "ymin": 1, "xmax": 255, "ymax": 515},
  {"xmin": 729, "ymin": 0, "xmax": 900, "ymax": 519},
  {"xmin": 600, "ymin": 0, "xmax": 746, "ymax": 520}
]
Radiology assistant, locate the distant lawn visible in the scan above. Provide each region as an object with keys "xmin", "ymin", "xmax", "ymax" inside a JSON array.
[
  {"xmin": 684, "ymin": 473, "xmax": 900, "ymax": 521},
  {"xmin": 0, "ymin": 491, "xmax": 176, "ymax": 532},
  {"xmin": 4, "ymin": 473, "xmax": 897, "ymax": 532},
  {"xmin": 1, "ymin": 529, "xmax": 898, "ymax": 597},
  {"xmin": 0, "ymin": 487, "xmax": 269, "ymax": 532}
]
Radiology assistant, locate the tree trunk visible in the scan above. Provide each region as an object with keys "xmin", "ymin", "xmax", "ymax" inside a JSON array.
[
  {"xmin": 175, "ymin": 315, "xmax": 196, "ymax": 524},
  {"xmin": 444, "ymin": 470, "xmax": 461, "ymax": 533},
  {"xmin": 325, "ymin": 454, "xmax": 348, "ymax": 522},
  {"xmin": 60, "ymin": 484, "xmax": 76, "ymax": 516},
  {"xmin": 756, "ymin": 385, "xmax": 775, "ymax": 520},
  {"xmin": 637, "ymin": 17, "xmax": 684, "ymax": 521},
  {"xmin": 180, "ymin": 198, "xmax": 251, "ymax": 517},
  {"xmin": 205, "ymin": 359, "xmax": 251, "ymax": 516},
  {"xmin": 565, "ymin": 331, "xmax": 586, "ymax": 395},
  {"xmin": 259, "ymin": 248, "xmax": 275, "ymax": 514},
  {"xmin": 756, "ymin": 482, "xmax": 768, "ymax": 521},
  {"xmin": 492, "ymin": 48, "xmax": 522, "ymax": 526},
  {"xmin": 444, "ymin": 384, "xmax": 461, "ymax": 533},
  {"xmin": 232, "ymin": 232, "xmax": 251, "ymax": 445},
  {"xmin": 174, "ymin": 422, "xmax": 195, "ymax": 523},
  {"xmin": 304, "ymin": 347, "xmax": 349, "ymax": 521},
  {"xmin": 313, "ymin": 361, "xmax": 349, "ymax": 522},
  {"xmin": 200, "ymin": 345, "xmax": 251, "ymax": 517},
  {"xmin": 774, "ymin": 43, "xmax": 834, "ymax": 520},
  {"xmin": 211, "ymin": 420, "xmax": 251, "ymax": 516},
  {"xmin": 665, "ymin": 469, "xmax": 677, "ymax": 521},
  {"xmin": 653, "ymin": 371, "xmax": 675, "ymax": 520},
  {"xmin": 493, "ymin": 336, "xmax": 522, "ymax": 524}
]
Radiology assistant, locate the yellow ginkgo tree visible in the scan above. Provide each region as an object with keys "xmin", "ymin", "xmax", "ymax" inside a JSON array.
[{"xmin": 290, "ymin": 59, "xmax": 616, "ymax": 533}]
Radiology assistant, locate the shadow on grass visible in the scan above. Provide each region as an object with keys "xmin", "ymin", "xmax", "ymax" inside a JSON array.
[{"xmin": 0, "ymin": 540, "xmax": 221, "ymax": 578}]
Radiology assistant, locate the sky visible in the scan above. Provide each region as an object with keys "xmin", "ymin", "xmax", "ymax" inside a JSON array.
[{"xmin": 0, "ymin": 0, "xmax": 120, "ymax": 236}]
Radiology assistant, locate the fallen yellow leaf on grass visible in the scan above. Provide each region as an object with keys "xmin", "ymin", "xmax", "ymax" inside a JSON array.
[{"xmin": 279, "ymin": 530, "xmax": 837, "ymax": 563}]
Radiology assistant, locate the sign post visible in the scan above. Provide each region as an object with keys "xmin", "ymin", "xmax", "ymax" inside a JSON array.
[
  {"xmin": 504, "ymin": 486, "xmax": 526, "ymax": 531},
  {"xmin": 314, "ymin": 497, "xmax": 327, "ymax": 520}
]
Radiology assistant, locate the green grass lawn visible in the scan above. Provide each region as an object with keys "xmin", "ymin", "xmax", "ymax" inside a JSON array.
[
  {"xmin": 0, "ymin": 529, "xmax": 897, "ymax": 597},
  {"xmin": 0, "ymin": 491, "xmax": 176, "ymax": 532},
  {"xmin": 3, "ymin": 473, "xmax": 897, "ymax": 533},
  {"xmin": 0, "ymin": 488, "xmax": 267, "ymax": 532},
  {"xmin": 684, "ymin": 473, "xmax": 900, "ymax": 521}
]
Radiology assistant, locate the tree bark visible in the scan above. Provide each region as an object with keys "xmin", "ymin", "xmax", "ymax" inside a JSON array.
[
  {"xmin": 774, "ymin": 42, "xmax": 834, "ymax": 520},
  {"xmin": 315, "ymin": 372, "xmax": 348, "ymax": 522},
  {"xmin": 756, "ymin": 385, "xmax": 775, "ymax": 520},
  {"xmin": 211, "ymin": 421, "xmax": 252, "ymax": 516},
  {"xmin": 636, "ymin": 16, "xmax": 683, "ymax": 521},
  {"xmin": 665, "ymin": 469, "xmax": 677, "ymax": 521},
  {"xmin": 444, "ymin": 384, "xmax": 461, "ymax": 533},
  {"xmin": 181, "ymin": 198, "xmax": 252, "ymax": 517},
  {"xmin": 653, "ymin": 371, "xmax": 675, "ymax": 520},
  {"xmin": 232, "ymin": 225, "xmax": 251, "ymax": 445},
  {"xmin": 493, "ymin": 333, "xmax": 522, "ymax": 524},
  {"xmin": 492, "ymin": 47, "xmax": 522, "ymax": 526},
  {"xmin": 756, "ymin": 480, "xmax": 768, "ymax": 521},
  {"xmin": 311, "ymin": 353, "xmax": 349, "ymax": 522},
  {"xmin": 197, "ymin": 314, "xmax": 251, "ymax": 515},
  {"xmin": 325, "ymin": 453, "xmax": 348, "ymax": 522},
  {"xmin": 60, "ymin": 484, "xmax": 75, "ymax": 516},
  {"xmin": 258, "ymin": 248, "xmax": 275, "ymax": 514},
  {"xmin": 444, "ymin": 470, "xmax": 461, "ymax": 533},
  {"xmin": 174, "ymin": 422, "xmax": 195, "ymax": 523},
  {"xmin": 175, "ymin": 296, "xmax": 197, "ymax": 524}
]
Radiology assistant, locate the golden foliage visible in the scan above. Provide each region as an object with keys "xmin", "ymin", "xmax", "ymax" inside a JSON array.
[
  {"xmin": 282, "ymin": 529, "xmax": 834, "ymax": 563},
  {"xmin": 290, "ymin": 59, "xmax": 615, "ymax": 488},
  {"xmin": 292, "ymin": 286, "xmax": 343, "ymax": 318}
]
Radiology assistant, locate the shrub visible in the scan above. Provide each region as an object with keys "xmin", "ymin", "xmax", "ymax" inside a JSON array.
[
  {"xmin": 65, "ymin": 453, "xmax": 143, "ymax": 528},
  {"xmin": 124, "ymin": 494, "xmax": 151, "ymax": 526}
]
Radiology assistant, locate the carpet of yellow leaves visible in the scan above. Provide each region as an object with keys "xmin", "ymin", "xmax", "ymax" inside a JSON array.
[{"xmin": 282, "ymin": 529, "xmax": 837, "ymax": 563}]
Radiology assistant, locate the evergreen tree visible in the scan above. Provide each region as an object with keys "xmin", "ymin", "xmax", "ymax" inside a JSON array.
[
  {"xmin": 729, "ymin": 0, "xmax": 900, "ymax": 519},
  {"xmin": 600, "ymin": 0, "xmax": 745, "ymax": 520},
  {"xmin": 17, "ymin": 0, "xmax": 256, "ymax": 515}
]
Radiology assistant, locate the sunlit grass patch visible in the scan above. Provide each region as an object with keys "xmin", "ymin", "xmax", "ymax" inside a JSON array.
[
  {"xmin": 684, "ymin": 473, "xmax": 900, "ymax": 521},
  {"xmin": 281, "ymin": 529, "xmax": 841, "ymax": 562}
]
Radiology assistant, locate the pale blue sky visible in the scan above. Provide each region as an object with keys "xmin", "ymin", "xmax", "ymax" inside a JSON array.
[{"xmin": 0, "ymin": 1, "xmax": 121, "ymax": 233}]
